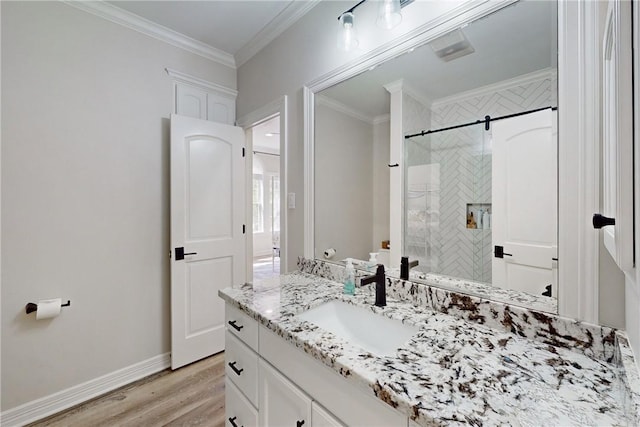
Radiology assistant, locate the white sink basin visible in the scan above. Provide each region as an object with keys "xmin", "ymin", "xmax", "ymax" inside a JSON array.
[{"xmin": 295, "ymin": 300, "xmax": 418, "ymax": 356}]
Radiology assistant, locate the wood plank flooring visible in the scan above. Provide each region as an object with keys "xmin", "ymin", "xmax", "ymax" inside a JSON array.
[{"xmin": 29, "ymin": 352, "xmax": 226, "ymax": 427}]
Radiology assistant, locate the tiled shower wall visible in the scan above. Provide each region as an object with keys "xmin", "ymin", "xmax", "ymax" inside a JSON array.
[{"xmin": 407, "ymin": 71, "xmax": 556, "ymax": 283}]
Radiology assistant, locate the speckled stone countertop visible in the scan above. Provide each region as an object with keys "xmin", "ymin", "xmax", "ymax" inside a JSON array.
[
  {"xmin": 219, "ymin": 265, "xmax": 639, "ymax": 426},
  {"xmin": 386, "ymin": 268, "xmax": 558, "ymax": 314},
  {"xmin": 341, "ymin": 259, "xmax": 557, "ymax": 314}
]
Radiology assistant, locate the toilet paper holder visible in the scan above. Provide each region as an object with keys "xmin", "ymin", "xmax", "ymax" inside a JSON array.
[{"xmin": 25, "ymin": 300, "xmax": 71, "ymax": 314}]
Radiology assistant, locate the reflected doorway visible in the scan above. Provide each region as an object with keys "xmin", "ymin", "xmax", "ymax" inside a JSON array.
[{"xmin": 251, "ymin": 116, "xmax": 281, "ymax": 281}]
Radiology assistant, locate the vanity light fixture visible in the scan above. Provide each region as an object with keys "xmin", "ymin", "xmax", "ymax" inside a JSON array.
[
  {"xmin": 338, "ymin": 11, "xmax": 359, "ymax": 51},
  {"xmin": 337, "ymin": 0, "xmax": 413, "ymax": 51},
  {"xmin": 377, "ymin": 0, "xmax": 402, "ymax": 29}
]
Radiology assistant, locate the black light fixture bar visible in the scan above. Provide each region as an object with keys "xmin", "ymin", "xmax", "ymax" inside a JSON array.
[
  {"xmin": 337, "ymin": 0, "xmax": 413, "ymax": 20},
  {"xmin": 337, "ymin": 0, "xmax": 368, "ymax": 20}
]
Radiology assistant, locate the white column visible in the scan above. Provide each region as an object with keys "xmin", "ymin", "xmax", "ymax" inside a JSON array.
[{"xmin": 384, "ymin": 80, "xmax": 404, "ymax": 268}]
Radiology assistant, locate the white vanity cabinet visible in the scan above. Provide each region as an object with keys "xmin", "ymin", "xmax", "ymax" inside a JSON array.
[
  {"xmin": 225, "ymin": 378, "xmax": 258, "ymax": 427},
  {"xmin": 225, "ymin": 304, "xmax": 260, "ymax": 427},
  {"xmin": 258, "ymin": 359, "xmax": 312, "ymax": 427},
  {"xmin": 224, "ymin": 303, "xmax": 409, "ymax": 427},
  {"xmin": 312, "ymin": 402, "xmax": 346, "ymax": 427}
]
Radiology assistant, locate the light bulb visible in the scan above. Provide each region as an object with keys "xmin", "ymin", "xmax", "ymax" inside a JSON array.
[
  {"xmin": 377, "ymin": 0, "xmax": 402, "ymax": 30},
  {"xmin": 337, "ymin": 12, "xmax": 359, "ymax": 51}
]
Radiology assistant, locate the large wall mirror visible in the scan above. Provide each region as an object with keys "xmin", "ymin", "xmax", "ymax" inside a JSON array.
[{"xmin": 312, "ymin": 0, "xmax": 559, "ymax": 313}]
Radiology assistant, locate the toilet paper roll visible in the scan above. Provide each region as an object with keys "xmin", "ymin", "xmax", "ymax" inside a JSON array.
[
  {"xmin": 36, "ymin": 298, "xmax": 62, "ymax": 320},
  {"xmin": 323, "ymin": 248, "xmax": 336, "ymax": 259}
]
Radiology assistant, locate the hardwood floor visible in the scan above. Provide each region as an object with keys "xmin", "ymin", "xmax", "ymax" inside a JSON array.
[{"xmin": 29, "ymin": 352, "xmax": 226, "ymax": 427}]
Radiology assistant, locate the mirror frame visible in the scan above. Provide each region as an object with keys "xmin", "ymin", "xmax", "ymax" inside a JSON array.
[{"xmin": 303, "ymin": 0, "xmax": 600, "ymax": 322}]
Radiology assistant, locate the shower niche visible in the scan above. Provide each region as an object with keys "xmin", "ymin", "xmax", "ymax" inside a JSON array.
[{"xmin": 466, "ymin": 203, "xmax": 491, "ymax": 230}]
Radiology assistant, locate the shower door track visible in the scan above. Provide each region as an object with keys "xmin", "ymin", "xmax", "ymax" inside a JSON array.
[{"xmin": 404, "ymin": 105, "xmax": 558, "ymax": 139}]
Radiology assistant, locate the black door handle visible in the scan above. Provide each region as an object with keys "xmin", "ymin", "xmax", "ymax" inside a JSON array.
[
  {"xmin": 228, "ymin": 416, "xmax": 243, "ymax": 427},
  {"xmin": 593, "ymin": 214, "xmax": 615, "ymax": 229},
  {"xmin": 494, "ymin": 245, "xmax": 512, "ymax": 258},
  {"xmin": 297, "ymin": 421, "xmax": 305, "ymax": 427},
  {"xmin": 175, "ymin": 247, "xmax": 197, "ymax": 260},
  {"xmin": 228, "ymin": 361, "xmax": 244, "ymax": 376}
]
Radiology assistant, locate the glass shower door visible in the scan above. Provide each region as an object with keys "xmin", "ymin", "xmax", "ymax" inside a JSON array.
[{"xmin": 403, "ymin": 123, "xmax": 491, "ymax": 283}]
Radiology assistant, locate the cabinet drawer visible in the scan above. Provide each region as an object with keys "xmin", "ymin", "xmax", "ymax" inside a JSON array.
[
  {"xmin": 226, "ymin": 378, "xmax": 258, "ymax": 427},
  {"xmin": 225, "ymin": 304, "xmax": 259, "ymax": 351},
  {"xmin": 225, "ymin": 331, "xmax": 259, "ymax": 406}
]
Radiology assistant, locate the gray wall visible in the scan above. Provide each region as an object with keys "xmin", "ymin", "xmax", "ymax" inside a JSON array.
[
  {"xmin": 315, "ymin": 104, "xmax": 373, "ymax": 261},
  {"xmin": 1, "ymin": 1, "xmax": 235, "ymax": 410}
]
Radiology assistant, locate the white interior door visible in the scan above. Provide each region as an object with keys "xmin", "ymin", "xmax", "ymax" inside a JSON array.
[
  {"xmin": 171, "ymin": 114, "xmax": 245, "ymax": 369},
  {"xmin": 600, "ymin": 0, "xmax": 634, "ymax": 273},
  {"xmin": 492, "ymin": 109, "xmax": 557, "ymax": 296}
]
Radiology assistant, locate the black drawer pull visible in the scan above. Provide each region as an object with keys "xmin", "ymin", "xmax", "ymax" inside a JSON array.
[
  {"xmin": 228, "ymin": 320, "xmax": 244, "ymax": 331},
  {"xmin": 228, "ymin": 361, "xmax": 244, "ymax": 376},
  {"xmin": 228, "ymin": 416, "xmax": 243, "ymax": 427},
  {"xmin": 297, "ymin": 421, "xmax": 305, "ymax": 427}
]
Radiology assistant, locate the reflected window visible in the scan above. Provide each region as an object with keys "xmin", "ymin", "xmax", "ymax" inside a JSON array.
[
  {"xmin": 271, "ymin": 176, "xmax": 280, "ymax": 232},
  {"xmin": 253, "ymin": 174, "xmax": 264, "ymax": 233}
]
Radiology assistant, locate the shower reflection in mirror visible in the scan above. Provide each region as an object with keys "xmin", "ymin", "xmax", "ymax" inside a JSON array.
[{"xmin": 313, "ymin": 0, "xmax": 558, "ymax": 313}]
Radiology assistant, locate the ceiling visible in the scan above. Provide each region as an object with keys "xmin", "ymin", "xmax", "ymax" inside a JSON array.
[
  {"xmin": 105, "ymin": 0, "xmax": 555, "ymax": 118},
  {"xmin": 320, "ymin": 0, "xmax": 558, "ymax": 119},
  {"xmin": 107, "ymin": 0, "xmax": 317, "ymax": 65}
]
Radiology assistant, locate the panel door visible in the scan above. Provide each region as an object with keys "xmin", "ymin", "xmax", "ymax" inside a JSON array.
[
  {"xmin": 601, "ymin": 0, "xmax": 634, "ymax": 272},
  {"xmin": 170, "ymin": 114, "xmax": 245, "ymax": 369},
  {"xmin": 492, "ymin": 109, "xmax": 557, "ymax": 296},
  {"xmin": 258, "ymin": 359, "xmax": 311, "ymax": 427}
]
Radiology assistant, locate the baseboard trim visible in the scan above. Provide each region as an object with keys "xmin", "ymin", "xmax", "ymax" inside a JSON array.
[{"xmin": 1, "ymin": 353, "xmax": 171, "ymax": 427}]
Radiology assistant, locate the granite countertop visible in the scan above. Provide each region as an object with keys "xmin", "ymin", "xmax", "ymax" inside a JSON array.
[
  {"xmin": 219, "ymin": 271, "xmax": 633, "ymax": 426},
  {"xmin": 385, "ymin": 268, "xmax": 558, "ymax": 314},
  {"xmin": 345, "ymin": 259, "xmax": 556, "ymax": 314}
]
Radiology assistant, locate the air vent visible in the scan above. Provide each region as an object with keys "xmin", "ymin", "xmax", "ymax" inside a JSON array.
[{"xmin": 429, "ymin": 29, "xmax": 475, "ymax": 62}]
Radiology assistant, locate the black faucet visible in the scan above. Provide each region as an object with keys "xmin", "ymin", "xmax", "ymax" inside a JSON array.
[
  {"xmin": 400, "ymin": 257, "xmax": 419, "ymax": 280},
  {"xmin": 360, "ymin": 264, "xmax": 386, "ymax": 307}
]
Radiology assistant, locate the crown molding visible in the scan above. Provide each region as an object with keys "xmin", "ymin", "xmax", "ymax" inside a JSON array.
[
  {"xmin": 383, "ymin": 79, "xmax": 404, "ymax": 94},
  {"xmin": 165, "ymin": 68, "xmax": 237, "ymax": 98},
  {"xmin": 373, "ymin": 114, "xmax": 391, "ymax": 125},
  {"xmin": 383, "ymin": 79, "xmax": 431, "ymax": 108},
  {"xmin": 431, "ymin": 67, "xmax": 557, "ymax": 108},
  {"xmin": 235, "ymin": 0, "xmax": 321, "ymax": 68},
  {"xmin": 63, "ymin": 1, "xmax": 236, "ymax": 69},
  {"xmin": 402, "ymin": 82, "xmax": 433, "ymax": 108},
  {"xmin": 316, "ymin": 94, "xmax": 375, "ymax": 125}
]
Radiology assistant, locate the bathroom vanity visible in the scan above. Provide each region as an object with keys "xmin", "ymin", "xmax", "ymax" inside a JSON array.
[{"xmin": 219, "ymin": 259, "xmax": 640, "ymax": 426}]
